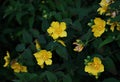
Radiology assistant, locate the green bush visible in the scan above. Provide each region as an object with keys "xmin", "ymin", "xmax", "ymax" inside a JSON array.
[{"xmin": 0, "ymin": 0, "xmax": 120, "ymax": 82}]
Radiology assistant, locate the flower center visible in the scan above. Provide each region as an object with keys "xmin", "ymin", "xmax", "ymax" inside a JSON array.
[
  {"xmin": 55, "ymin": 27, "xmax": 62, "ymax": 35},
  {"xmin": 93, "ymin": 63, "xmax": 100, "ymax": 70},
  {"xmin": 42, "ymin": 53, "xmax": 49, "ymax": 60}
]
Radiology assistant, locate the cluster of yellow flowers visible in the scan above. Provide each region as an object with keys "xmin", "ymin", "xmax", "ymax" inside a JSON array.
[
  {"xmin": 91, "ymin": 0, "xmax": 120, "ymax": 37},
  {"xmin": 3, "ymin": 0, "xmax": 112, "ymax": 78},
  {"xmin": 3, "ymin": 18, "xmax": 106, "ymax": 79},
  {"xmin": 84, "ymin": 57, "xmax": 104, "ymax": 79},
  {"xmin": 33, "ymin": 21, "xmax": 68, "ymax": 68},
  {"xmin": 3, "ymin": 51, "xmax": 28, "ymax": 73}
]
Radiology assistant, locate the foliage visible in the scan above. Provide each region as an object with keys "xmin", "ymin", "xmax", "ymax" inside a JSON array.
[{"xmin": 0, "ymin": 0, "xmax": 120, "ymax": 82}]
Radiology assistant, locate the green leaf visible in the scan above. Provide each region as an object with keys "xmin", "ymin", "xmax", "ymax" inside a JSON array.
[
  {"xmin": 99, "ymin": 36, "xmax": 114, "ymax": 48},
  {"xmin": 16, "ymin": 13, "xmax": 22, "ymax": 24},
  {"xmin": 62, "ymin": 18, "xmax": 72, "ymax": 25},
  {"xmin": 29, "ymin": 29, "xmax": 40, "ymax": 38},
  {"xmin": 63, "ymin": 75, "xmax": 72, "ymax": 82},
  {"xmin": 45, "ymin": 71, "xmax": 57, "ymax": 82},
  {"xmin": 46, "ymin": 41, "xmax": 58, "ymax": 51},
  {"xmin": 50, "ymin": 12, "xmax": 62, "ymax": 21},
  {"xmin": 81, "ymin": 29, "xmax": 92, "ymax": 42},
  {"xmin": 93, "ymin": 38, "xmax": 102, "ymax": 48},
  {"xmin": 78, "ymin": 8, "xmax": 91, "ymax": 20},
  {"xmin": 54, "ymin": 13, "xmax": 62, "ymax": 21},
  {"xmin": 55, "ymin": 71, "xmax": 65, "ymax": 77},
  {"xmin": 29, "ymin": 16, "xmax": 34, "ymax": 28},
  {"xmin": 103, "ymin": 57, "xmax": 117, "ymax": 75},
  {"xmin": 103, "ymin": 78, "xmax": 119, "ymax": 82},
  {"xmin": 56, "ymin": 44, "xmax": 68, "ymax": 60},
  {"xmin": 42, "ymin": 20, "xmax": 49, "ymax": 32},
  {"xmin": 111, "ymin": 15, "xmax": 120, "ymax": 22},
  {"xmin": 38, "ymin": 35, "xmax": 46, "ymax": 44},
  {"xmin": 16, "ymin": 43, "xmax": 25, "ymax": 52},
  {"xmin": 20, "ymin": 48, "xmax": 35, "ymax": 66},
  {"xmin": 110, "ymin": 0, "xmax": 120, "ymax": 9},
  {"xmin": 13, "ymin": 80, "xmax": 20, "ymax": 82},
  {"xmin": 22, "ymin": 30, "xmax": 32, "ymax": 44},
  {"xmin": 15, "ymin": 73, "xmax": 37, "ymax": 82},
  {"xmin": 72, "ymin": 20, "xmax": 82, "ymax": 32}
]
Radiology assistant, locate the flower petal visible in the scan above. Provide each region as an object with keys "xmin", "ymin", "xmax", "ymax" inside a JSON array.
[
  {"xmin": 60, "ymin": 22, "xmax": 66, "ymax": 30},
  {"xmin": 37, "ymin": 59, "xmax": 44, "ymax": 65},
  {"xmin": 45, "ymin": 59, "xmax": 52, "ymax": 65},
  {"xmin": 60, "ymin": 31, "xmax": 67, "ymax": 37}
]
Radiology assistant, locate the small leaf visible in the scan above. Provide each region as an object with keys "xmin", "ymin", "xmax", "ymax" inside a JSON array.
[
  {"xmin": 56, "ymin": 44, "xmax": 68, "ymax": 60},
  {"xmin": 103, "ymin": 57, "xmax": 117, "ymax": 75},
  {"xmin": 29, "ymin": 16, "xmax": 34, "ymax": 28},
  {"xmin": 63, "ymin": 75, "xmax": 72, "ymax": 82},
  {"xmin": 72, "ymin": 20, "xmax": 82, "ymax": 32},
  {"xmin": 42, "ymin": 20, "xmax": 49, "ymax": 32},
  {"xmin": 103, "ymin": 78, "xmax": 119, "ymax": 82},
  {"xmin": 20, "ymin": 48, "xmax": 35, "ymax": 66},
  {"xmin": 22, "ymin": 30, "xmax": 32, "ymax": 44},
  {"xmin": 99, "ymin": 36, "xmax": 114, "ymax": 48},
  {"xmin": 81, "ymin": 29, "xmax": 92, "ymax": 42},
  {"xmin": 111, "ymin": 15, "xmax": 120, "ymax": 22},
  {"xmin": 15, "ymin": 73, "xmax": 37, "ymax": 82},
  {"xmin": 16, "ymin": 43, "xmax": 25, "ymax": 52},
  {"xmin": 16, "ymin": 13, "xmax": 22, "ymax": 24},
  {"xmin": 29, "ymin": 29, "xmax": 40, "ymax": 38},
  {"xmin": 62, "ymin": 18, "xmax": 72, "ymax": 25},
  {"xmin": 45, "ymin": 71, "xmax": 57, "ymax": 82},
  {"xmin": 46, "ymin": 41, "xmax": 58, "ymax": 51},
  {"xmin": 38, "ymin": 35, "xmax": 46, "ymax": 44}
]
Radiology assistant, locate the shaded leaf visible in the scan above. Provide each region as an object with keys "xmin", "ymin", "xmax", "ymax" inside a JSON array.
[
  {"xmin": 22, "ymin": 30, "xmax": 32, "ymax": 44},
  {"xmin": 103, "ymin": 78, "xmax": 119, "ymax": 82},
  {"xmin": 42, "ymin": 20, "xmax": 49, "ymax": 32},
  {"xmin": 29, "ymin": 29, "xmax": 40, "ymax": 38},
  {"xmin": 15, "ymin": 73, "xmax": 37, "ymax": 82},
  {"xmin": 46, "ymin": 41, "xmax": 58, "ymax": 51},
  {"xmin": 103, "ymin": 57, "xmax": 117, "ymax": 75},
  {"xmin": 45, "ymin": 71, "xmax": 57, "ymax": 82},
  {"xmin": 56, "ymin": 44, "xmax": 68, "ymax": 60},
  {"xmin": 63, "ymin": 74, "xmax": 72, "ymax": 82},
  {"xmin": 29, "ymin": 16, "xmax": 34, "ymax": 28},
  {"xmin": 38, "ymin": 35, "xmax": 46, "ymax": 44},
  {"xmin": 99, "ymin": 36, "xmax": 114, "ymax": 48},
  {"xmin": 16, "ymin": 43, "xmax": 25, "ymax": 52}
]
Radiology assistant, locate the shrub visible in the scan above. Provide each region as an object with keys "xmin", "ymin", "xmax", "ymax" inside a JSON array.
[{"xmin": 0, "ymin": 0, "xmax": 120, "ymax": 82}]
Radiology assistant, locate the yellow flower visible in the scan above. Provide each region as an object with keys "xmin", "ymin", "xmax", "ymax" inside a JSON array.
[
  {"xmin": 107, "ymin": 19, "xmax": 120, "ymax": 32},
  {"xmin": 3, "ymin": 51, "xmax": 10, "ymax": 67},
  {"xmin": 11, "ymin": 61, "xmax": 27, "ymax": 73},
  {"xmin": 73, "ymin": 39, "xmax": 84, "ymax": 52},
  {"xmin": 33, "ymin": 50, "xmax": 52, "ymax": 68},
  {"xmin": 47, "ymin": 21, "xmax": 67, "ymax": 39},
  {"xmin": 35, "ymin": 39, "xmax": 41, "ymax": 51},
  {"xmin": 99, "ymin": 0, "xmax": 109, "ymax": 7},
  {"xmin": 117, "ymin": 24, "xmax": 120, "ymax": 31},
  {"xmin": 91, "ymin": 18, "xmax": 106, "ymax": 37},
  {"xmin": 97, "ymin": 6, "xmax": 108, "ymax": 15},
  {"xmin": 85, "ymin": 57, "xmax": 104, "ymax": 79},
  {"xmin": 97, "ymin": 0, "xmax": 113, "ymax": 15}
]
